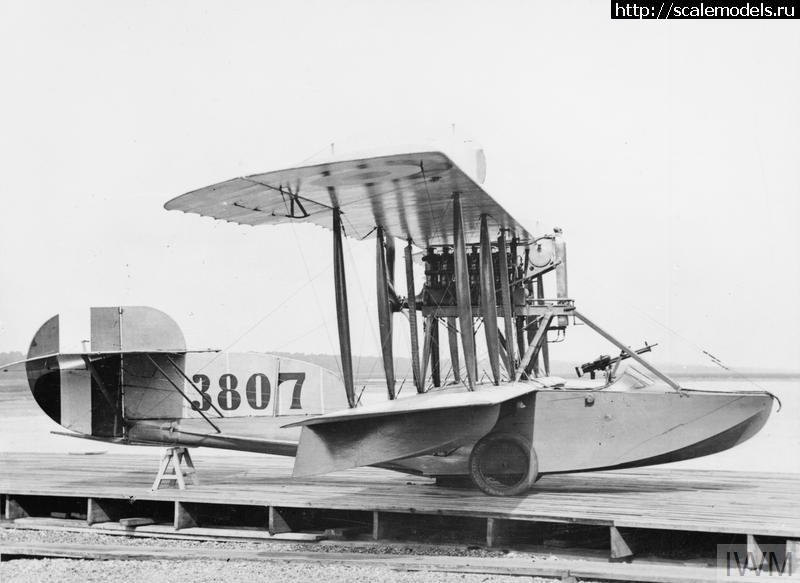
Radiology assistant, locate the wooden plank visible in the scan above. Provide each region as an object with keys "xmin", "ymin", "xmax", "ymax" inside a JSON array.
[
  {"xmin": 14, "ymin": 517, "xmax": 86, "ymax": 528},
  {"xmin": 141, "ymin": 524, "xmax": 324, "ymax": 541},
  {"xmin": 90, "ymin": 520, "xmax": 320, "ymax": 541},
  {"xmin": 4, "ymin": 518, "xmax": 321, "ymax": 542},
  {"xmin": 0, "ymin": 541, "xmax": 737, "ymax": 583},
  {"xmin": 119, "ymin": 517, "xmax": 155, "ymax": 527},
  {"xmin": 91, "ymin": 521, "xmax": 157, "ymax": 531}
]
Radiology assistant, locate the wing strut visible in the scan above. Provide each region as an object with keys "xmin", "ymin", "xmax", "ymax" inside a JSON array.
[
  {"xmin": 453, "ymin": 193, "xmax": 477, "ymax": 389},
  {"xmin": 536, "ymin": 275, "xmax": 550, "ymax": 375},
  {"xmin": 376, "ymin": 227, "xmax": 396, "ymax": 400},
  {"xmin": 446, "ymin": 317, "xmax": 461, "ymax": 383},
  {"xmin": 333, "ymin": 209, "xmax": 357, "ymax": 408},
  {"xmin": 479, "ymin": 215, "xmax": 501, "ymax": 385},
  {"xmin": 496, "ymin": 231, "xmax": 516, "ymax": 376},
  {"xmin": 430, "ymin": 317, "xmax": 440, "ymax": 387},
  {"xmin": 404, "ymin": 241, "xmax": 424, "ymax": 393},
  {"xmin": 515, "ymin": 310, "xmax": 554, "ymax": 381},
  {"xmin": 385, "ymin": 237, "xmax": 395, "ymax": 284},
  {"xmin": 421, "ymin": 315, "xmax": 433, "ymax": 388},
  {"xmin": 512, "ymin": 237, "xmax": 527, "ymax": 359},
  {"xmin": 523, "ymin": 245, "xmax": 539, "ymax": 377}
]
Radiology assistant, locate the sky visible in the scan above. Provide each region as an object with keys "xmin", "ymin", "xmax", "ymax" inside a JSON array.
[{"xmin": 0, "ymin": 1, "xmax": 798, "ymax": 374}]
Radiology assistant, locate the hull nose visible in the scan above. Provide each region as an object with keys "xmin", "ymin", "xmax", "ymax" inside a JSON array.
[
  {"xmin": 534, "ymin": 389, "xmax": 776, "ymax": 474},
  {"xmin": 669, "ymin": 392, "xmax": 773, "ymax": 461}
]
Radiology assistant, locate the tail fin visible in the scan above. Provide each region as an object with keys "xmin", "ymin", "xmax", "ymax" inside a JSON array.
[{"xmin": 18, "ymin": 306, "xmax": 189, "ymax": 438}]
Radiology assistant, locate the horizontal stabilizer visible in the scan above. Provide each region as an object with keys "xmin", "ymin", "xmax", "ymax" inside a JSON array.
[
  {"xmin": 290, "ymin": 384, "xmax": 538, "ymax": 477},
  {"xmin": 1, "ymin": 349, "xmax": 218, "ymax": 371}
]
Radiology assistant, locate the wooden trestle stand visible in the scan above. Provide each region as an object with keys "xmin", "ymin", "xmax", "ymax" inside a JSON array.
[{"xmin": 151, "ymin": 447, "xmax": 198, "ymax": 490}]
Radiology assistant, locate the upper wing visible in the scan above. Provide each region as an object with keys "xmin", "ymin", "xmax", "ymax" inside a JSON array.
[{"xmin": 164, "ymin": 151, "xmax": 533, "ymax": 247}]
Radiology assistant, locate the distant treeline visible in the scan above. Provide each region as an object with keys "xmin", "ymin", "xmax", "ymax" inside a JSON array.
[
  {"xmin": 274, "ymin": 352, "xmax": 415, "ymax": 384},
  {"xmin": 0, "ymin": 352, "xmax": 24, "ymax": 366}
]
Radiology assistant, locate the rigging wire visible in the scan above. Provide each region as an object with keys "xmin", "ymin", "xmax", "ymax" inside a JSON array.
[
  {"xmin": 284, "ymin": 218, "xmax": 342, "ymax": 379},
  {"xmin": 603, "ymin": 289, "xmax": 772, "ymax": 394},
  {"xmin": 273, "ymin": 321, "xmax": 329, "ymax": 353},
  {"xmin": 341, "ymin": 214, "xmax": 384, "ymax": 386},
  {"xmin": 419, "ymin": 163, "xmax": 454, "ymax": 242},
  {"xmin": 195, "ymin": 260, "xmax": 333, "ymax": 373}
]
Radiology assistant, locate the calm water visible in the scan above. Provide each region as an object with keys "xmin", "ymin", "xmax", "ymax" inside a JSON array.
[{"xmin": 1, "ymin": 374, "xmax": 797, "ymax": 473}]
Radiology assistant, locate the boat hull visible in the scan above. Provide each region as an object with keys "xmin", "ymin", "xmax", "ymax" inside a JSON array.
[
  {"xmin": 129, "ymin": 383, "xmax": 774, "ymax": 481},
  {"xmin": 388, "ymin": 386, "xmax": 774, "ymax": 478}
]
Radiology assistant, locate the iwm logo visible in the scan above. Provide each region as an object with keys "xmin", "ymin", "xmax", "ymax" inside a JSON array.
[{"xmin": 717, "ymin": 544, "xmax": 795, "ymax": 580}]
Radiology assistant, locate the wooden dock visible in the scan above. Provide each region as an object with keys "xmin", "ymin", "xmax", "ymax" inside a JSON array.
[{"xmin": 2, "ymin": 451, "xmax": 798, "ymax": 560}]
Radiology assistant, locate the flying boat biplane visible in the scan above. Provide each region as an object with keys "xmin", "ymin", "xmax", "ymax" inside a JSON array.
[{"xmin": 7, "ymin": 148, "xmax": 776, "ymax": 496}]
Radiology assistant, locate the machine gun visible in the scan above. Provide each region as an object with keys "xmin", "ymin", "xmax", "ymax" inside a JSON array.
[{"xmin": 575, "ymin": 343, "xmax": 657, "ymax": 379}]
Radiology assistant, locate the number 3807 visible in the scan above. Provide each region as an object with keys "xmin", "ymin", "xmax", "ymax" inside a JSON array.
[{"xmin": 189, "ymin": 372, "xmax": 305, "ymax": 412}]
